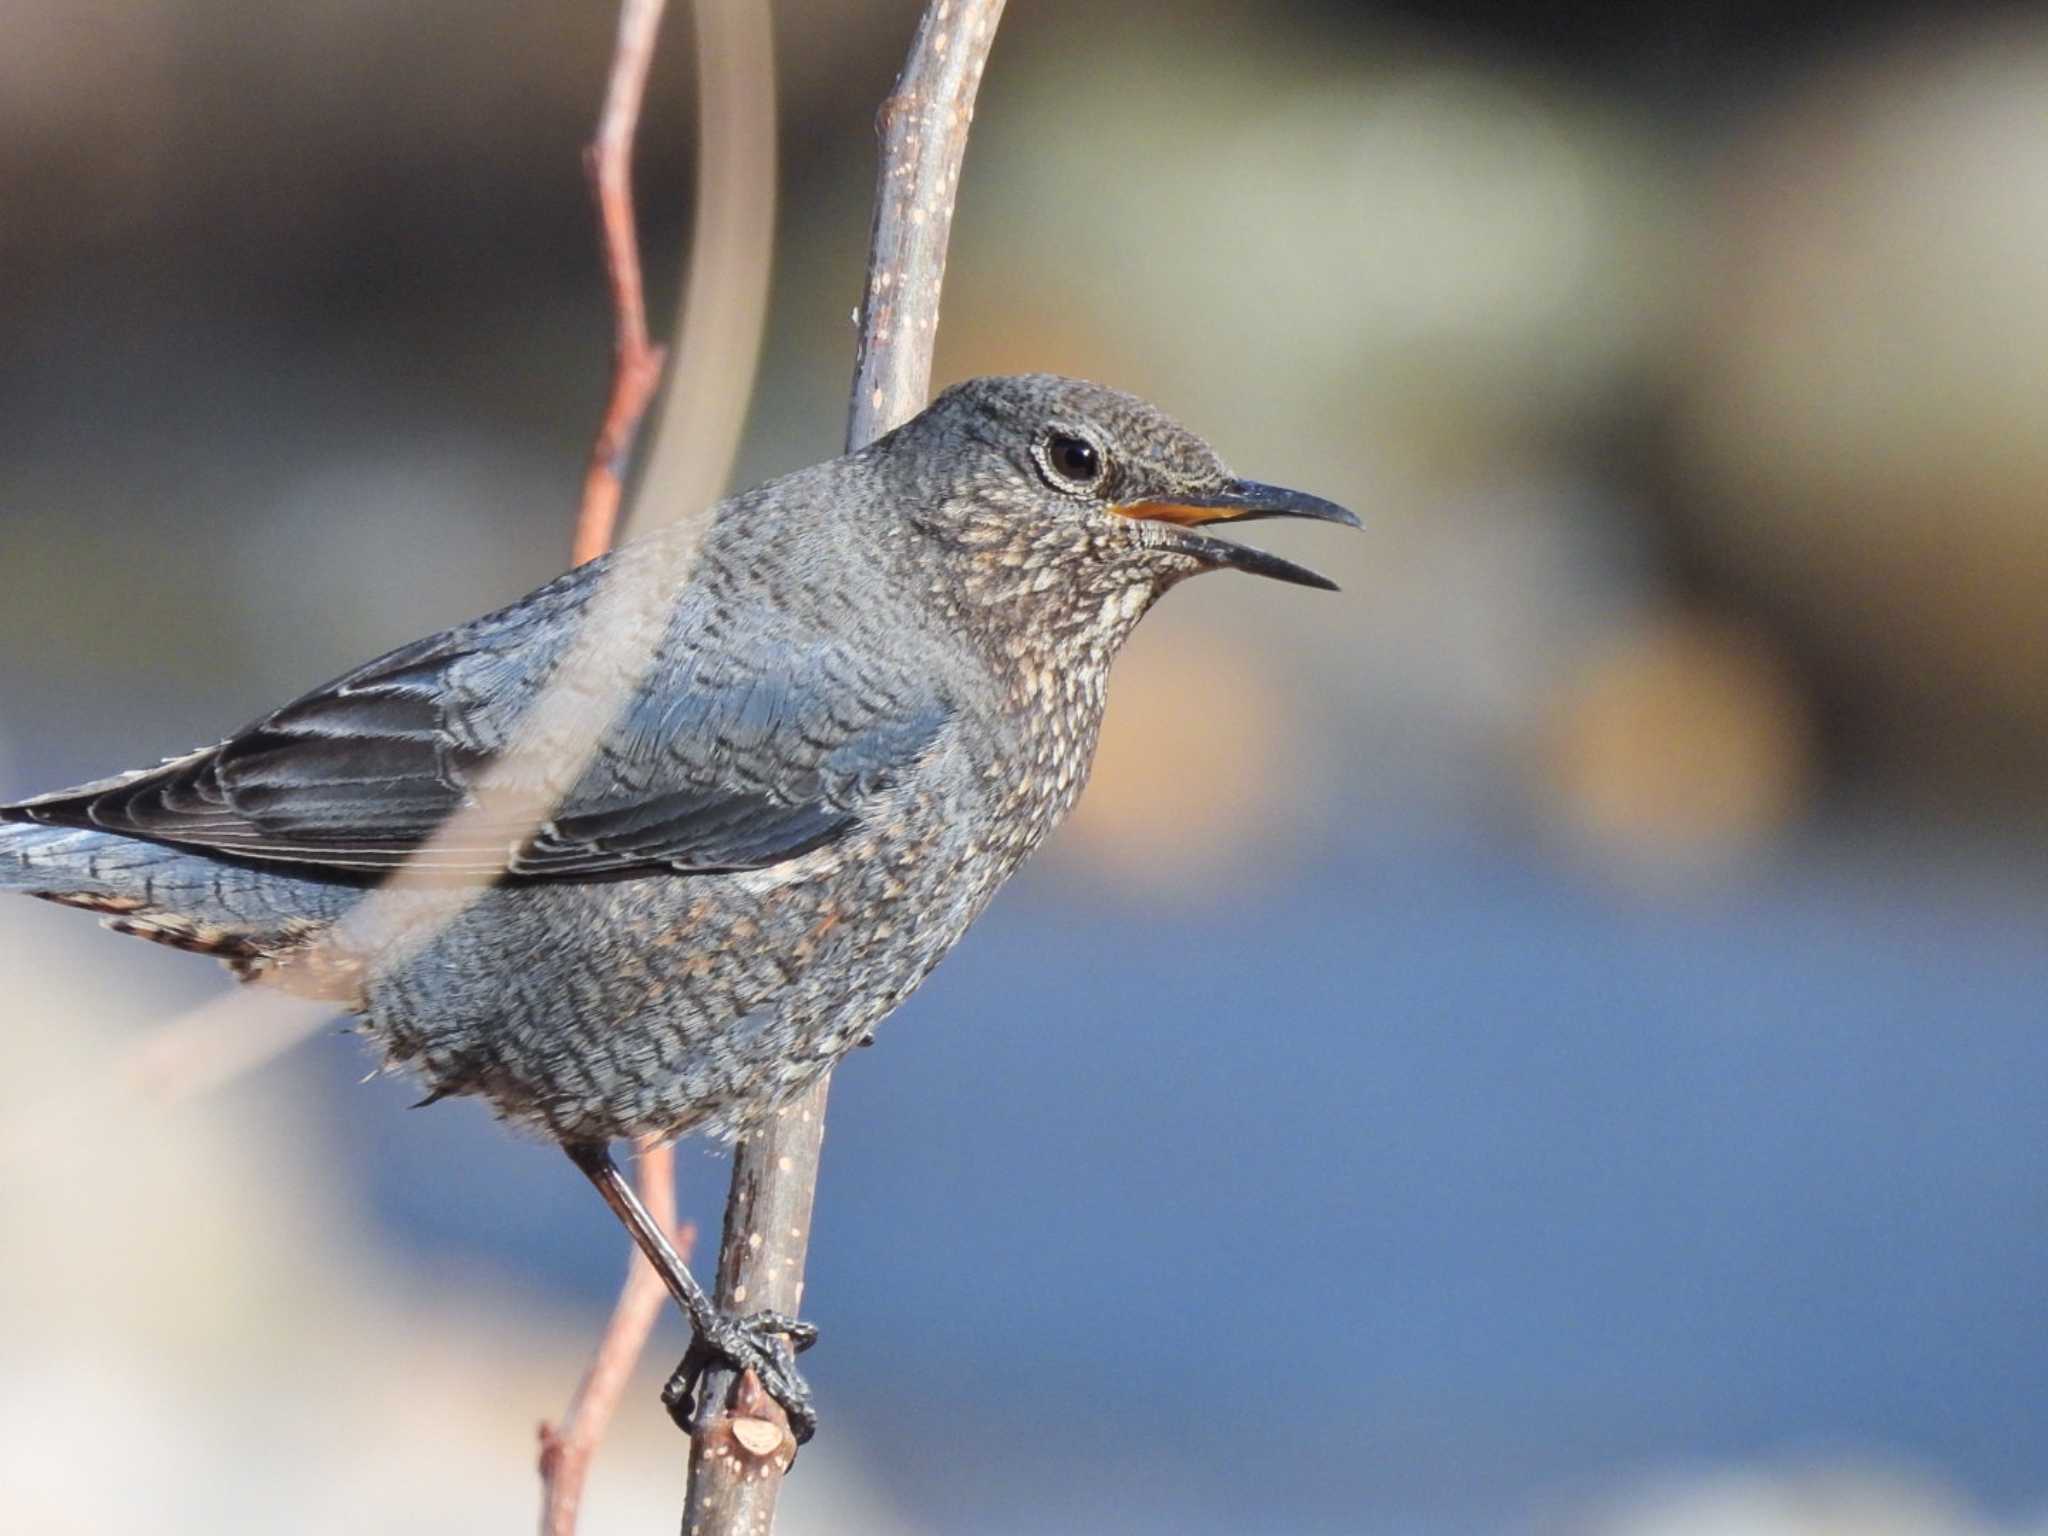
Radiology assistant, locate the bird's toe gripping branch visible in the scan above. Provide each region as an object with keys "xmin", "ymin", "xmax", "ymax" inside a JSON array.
[
  {"xmin": 563, "ymin": 1140, "xmax": 822, "ymax": 1445},
  {"xmin": 663, "ymin": 1308, "xmax": 821, "ymax": 1445}
]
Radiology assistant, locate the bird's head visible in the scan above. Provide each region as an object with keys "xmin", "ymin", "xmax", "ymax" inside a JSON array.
[{"xmin": 879, "ymin": 374, "xmax": 1358, "ymax": 647}]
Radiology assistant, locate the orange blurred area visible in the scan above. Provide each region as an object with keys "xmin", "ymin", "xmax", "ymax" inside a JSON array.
[
  {"xmin": 1542, "ymin": 614, "xmax": 1813, "ymax": 869},
  {"xmin": 1061, "ymin": 630, "xmax": 1305, "ymax": 892}
]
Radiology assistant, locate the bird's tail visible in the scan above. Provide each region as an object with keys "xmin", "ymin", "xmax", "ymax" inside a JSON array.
[
  {"xmin": 0, "ymin": 820, "xmax": 350, "ymax": 970},
  {"xmin": 0, "ymin": 820, "xmax": 130, "ymax": 895}
]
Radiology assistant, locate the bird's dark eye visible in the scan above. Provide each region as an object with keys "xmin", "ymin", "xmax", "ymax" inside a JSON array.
[{"xmin": 1044, "ymin": 433, "xmax": 1103, "ymax": 486}]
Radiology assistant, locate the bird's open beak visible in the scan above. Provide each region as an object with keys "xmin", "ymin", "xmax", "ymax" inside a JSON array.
[{"xmin": 1114, "ymin": 480, "xmax": 1361, "ymax": 591}]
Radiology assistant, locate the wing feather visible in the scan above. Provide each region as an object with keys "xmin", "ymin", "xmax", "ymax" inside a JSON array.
[{"xmin": 4, "ymin": 564, "xmax": 951, "ymax": 881}]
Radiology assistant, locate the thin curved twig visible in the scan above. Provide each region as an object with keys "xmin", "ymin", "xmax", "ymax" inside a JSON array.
[
  {"xmin": 537, "ymin": 2, "xmax": 676, "ymax": 1531},
  {"xmin": 536, "ymin": 1, "xmax": 779, "ymax": 1529},
  {"xmin": 538, "ymin": 1142, "xmax": 693, "ymax": 1536},
  {"xmin": 622, "ymin": 0, "xmax": 778, "ymax": 549},
  {"xmin": 679, "ymin": 4, "xmax": 1010, "ymax": 1530},
  {"xmin": 95, "ymin": 0, "xmax": 780, "ymax": 1119}
]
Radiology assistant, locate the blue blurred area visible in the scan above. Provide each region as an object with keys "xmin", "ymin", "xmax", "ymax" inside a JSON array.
[{"xmin": 304, "ymin": 827, "xmax": 2048, "ymax": 1531}]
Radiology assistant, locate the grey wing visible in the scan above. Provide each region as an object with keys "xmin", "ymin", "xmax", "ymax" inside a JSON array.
[
  {"xmin": 506, "ymin": 635, "xmax": 951, "ymax": 878},
  {"xmin": 4, "ymin": 567, "xmax": 951, "ymax": 881}
]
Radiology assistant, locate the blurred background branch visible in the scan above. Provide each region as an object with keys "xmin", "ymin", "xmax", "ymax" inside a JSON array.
[
  {"xmin": 539, "ymin": 1146, "xmax": 690, "ymax": 1536},
  {"xmin": 628, "ymin": 0, "xmax": 778, "ymax": 548},
  {"xmin": 534, "ymin": 3, "xmax": 691, "ymax": 1531},
  {"xmin": 539, "ymin": 2, "xmax": 779, "ymax": 1530}
]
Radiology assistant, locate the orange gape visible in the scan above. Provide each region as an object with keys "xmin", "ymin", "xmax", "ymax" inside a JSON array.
[{"xmin": 1114, "ymin": 499, "xmax": 1246, "ymax": 525}]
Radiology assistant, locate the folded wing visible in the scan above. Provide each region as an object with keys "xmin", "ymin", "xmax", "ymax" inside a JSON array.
[{"xmin": 6, "ymin": 565, "xmax": 950, "ymax": 881}]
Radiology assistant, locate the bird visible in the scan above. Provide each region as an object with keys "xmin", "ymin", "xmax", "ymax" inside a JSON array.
[{"xmin": 0, "ymin": 373, "xmax": 1356, "ymax": 1442}]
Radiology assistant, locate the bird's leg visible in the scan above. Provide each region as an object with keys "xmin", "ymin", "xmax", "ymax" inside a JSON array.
[
  {"xmin": 565, "ymin": 1139, "xmax": 716, "ymax": 1324},
  {"xmin": 563, "ymin": 1141, "xmax": 820, "ymax": 1443}
]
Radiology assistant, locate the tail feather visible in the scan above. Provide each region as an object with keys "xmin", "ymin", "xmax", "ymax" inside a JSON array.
[
  {"xmin": 0, "ymin": 821, "xmax": 133, "ymax": 895},
  {"xmin": 0, "ymin": 821, "xmax": 350, "ymax": 967}
]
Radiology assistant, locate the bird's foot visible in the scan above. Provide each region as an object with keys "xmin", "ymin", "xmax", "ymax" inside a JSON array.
[{"xmin": 662, "ymin": 1309, "xmax": 820, "ymax": 1445}]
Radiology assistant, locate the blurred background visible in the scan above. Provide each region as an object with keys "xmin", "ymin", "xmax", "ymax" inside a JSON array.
[{"xmin": 3, "ymin": 0, "xmax": 2046, "ymax": 1531}]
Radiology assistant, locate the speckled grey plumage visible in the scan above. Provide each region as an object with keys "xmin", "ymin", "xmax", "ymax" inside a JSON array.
[{"xmin": 1, "ymin": 375, "xmax": 1355, "ymax": 1148}]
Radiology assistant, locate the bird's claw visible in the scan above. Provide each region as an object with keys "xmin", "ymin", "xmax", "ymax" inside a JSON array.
[{"xmin": 662, "ymin": 1308, "xmax": 820, "ymax": 1445}]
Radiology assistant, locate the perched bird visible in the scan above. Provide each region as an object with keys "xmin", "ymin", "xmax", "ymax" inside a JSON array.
[{"xmin": 0, "ymin": 373, "xmax": 1355, "ymax": 1440}]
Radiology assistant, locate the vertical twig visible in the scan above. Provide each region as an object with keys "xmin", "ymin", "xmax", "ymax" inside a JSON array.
[
  {"xmin": 680, "ymin": 4, "xmax": 1009, "ymax": 1531},
  {"xmin": 845, "ymin": 0, "xmax": 1008, "ymax": 452},
  {"xmin": 538, "ymin": 3, "xmax": 676, "ymax": 1532},
  {"xmin": 571, "ymin": 0, "xmax": 671, "ymax": 568}
]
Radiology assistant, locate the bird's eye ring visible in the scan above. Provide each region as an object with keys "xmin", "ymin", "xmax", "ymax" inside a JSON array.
[{"xmin": 1039, "ymin": 431, "xmax": 1104, "ymax": 489}]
